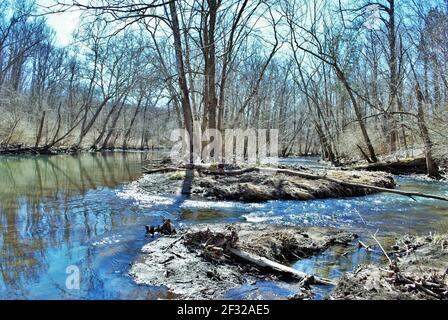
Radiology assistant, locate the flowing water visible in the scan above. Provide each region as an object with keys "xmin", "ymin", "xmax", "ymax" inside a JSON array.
[{"xmin": 0, "ymin": 153, "xmax": 447, "ymax": 299}]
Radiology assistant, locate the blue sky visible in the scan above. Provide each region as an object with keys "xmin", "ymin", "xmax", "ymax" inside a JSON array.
[{"xmin": 34, "ymin": 0, "xmax": 278, "ymax": 49}]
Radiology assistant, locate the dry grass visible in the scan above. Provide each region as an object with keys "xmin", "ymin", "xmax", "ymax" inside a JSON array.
[
  {"xmin": 167, "ymin": 170, "xmax": 187, "ymax": 180},
  {"xmin": 336, "ymin": 118, "xmax": 448, "ymax": 165}
]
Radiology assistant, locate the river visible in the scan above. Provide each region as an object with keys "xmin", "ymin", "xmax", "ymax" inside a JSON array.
[{"xmin": 0, "ymin": 152, "xmax": 447, "ymax": 299}]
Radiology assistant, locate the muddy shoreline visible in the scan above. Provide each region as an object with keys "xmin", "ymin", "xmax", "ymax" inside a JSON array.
[
  {"xmin": 130, "ymin": 223, "xmax": 357, "ymax": 299},
  {"xmin": 139, "ymin": 167, "xmax": 396, "ymax": 202},
  {"xmin": 130, "ymin": 223, "xmax": 448, "ymax": 300},
  {"xmin": 331, "ymin": 233, "xmax": 448, "ymax": 300}
]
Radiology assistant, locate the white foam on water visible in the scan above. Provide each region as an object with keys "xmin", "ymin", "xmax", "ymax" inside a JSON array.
[
  {"xmin": 116, "ymin": 182, "xmax": 175, "ymax": 206},
  {"xmin": 180, "ymin": 199, "xmax": 239, "ymax": 209},
  {"xmin": 243, "ymin": 214, "xmax": 271, "ymax": 223},
  {"xmin": 92, "ymin": 235, "xmax": 122, "ymax": 247},
  {"xmin": 180, "ymin": 199, "xmax": 265, "ymax": 211}
]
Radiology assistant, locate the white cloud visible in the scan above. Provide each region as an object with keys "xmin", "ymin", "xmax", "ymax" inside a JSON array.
[{"xmin": 36, "ymin": 0, "xmax": 81, "ymax": 46}]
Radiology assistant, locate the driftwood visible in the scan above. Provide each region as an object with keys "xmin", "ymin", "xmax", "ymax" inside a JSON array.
[
  {"xmin": 357, "ymin": 240, "xmax": 374, "ymax": 252},
  {"xmin": 182, "ymin": 225, "xmax": 336, "ymax": 286},
  {"xmin": 388, "ymin": 244, "xmax": 425, "ymax": 257},
  {"xmin": 142, "ymin": 165, "xmax": 448, "ymax": 202},
  {"xmin": 228, "ymin": 247, "xmax": 335, "ymax": 286},
  {"xmin": 350, "ymin": 158, "xmax": 428, "ymax": 175},
  {"xmin": 391, "ymin": 272, "xmax": 448, "ymax": 300},
  {"xmin": 145, "ymin": 219, "xmax": 177, "ymax": 238}
]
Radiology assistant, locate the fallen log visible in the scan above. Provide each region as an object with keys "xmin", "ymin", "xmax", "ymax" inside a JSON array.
[
  {"xmin": 228, "ymin": 247, "xmax": 335, "ymax": 286},
  {"xmin": 142, "ymin": 165, "xmax": 448, "ymax": 202},
  {"xmin": 261, "ymin": 167, "xmax": 448, "ymax": 202},
  {"xmin": 349, "ymin": 158, "xmax": 428, "ymax": 175}
]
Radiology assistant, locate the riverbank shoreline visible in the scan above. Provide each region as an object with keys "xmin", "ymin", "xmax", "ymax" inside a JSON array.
[
  {"xmin": 331, "ymin": 233, "xmax": 448, "ymax": 300},
  {"xmin": 2, "ymin": 146, "xmax": 446, "ymax": 181},
  {"xmin": 130, "ymin": 223, "xmax": 358, "ymax": 299},
  {"xmin": 130, "ymin": 222, "xmax": 448, "ymax": 300},
  {"xmin": 0, "ymin": 145, "xmax": 169, "ymax": 156}
]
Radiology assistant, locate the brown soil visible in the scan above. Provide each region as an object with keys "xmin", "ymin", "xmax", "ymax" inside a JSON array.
[{"xmin": 331, "ymin": 234, "xmax": 448, "ymax": 300}]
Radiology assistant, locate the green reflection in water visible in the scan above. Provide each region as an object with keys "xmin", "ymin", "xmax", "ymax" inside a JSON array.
[
  {"xmin": 0, "ymin": 153, "xmax": 144, "ymax": 198},
  {"xmin": 0, "ymin": 152, "xmax": 158, "ymax": 297}
]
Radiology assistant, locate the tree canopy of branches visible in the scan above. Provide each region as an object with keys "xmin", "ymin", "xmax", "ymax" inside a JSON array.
[{"xmin": 0, "ymin": 0, "xmax": 447, "ymax": 177}]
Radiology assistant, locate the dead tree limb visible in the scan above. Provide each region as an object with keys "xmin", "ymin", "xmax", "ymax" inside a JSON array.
[
  {"xmin": 357, "ymin": 240, "xmax": 374, "ymax": 252},
  {"xmin": 229, "ymin": 248, "xmax": 335, "ymax": 286}
]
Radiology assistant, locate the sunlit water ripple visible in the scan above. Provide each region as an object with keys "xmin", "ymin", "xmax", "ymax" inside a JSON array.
[{"xmin": 0, "ymin": 153, "xmax": 447, "ymax": 299}]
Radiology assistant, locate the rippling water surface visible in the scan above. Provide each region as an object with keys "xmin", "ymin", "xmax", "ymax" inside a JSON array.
[{"xmin": 0, "ymin": 153, "xmax": 447, "ymax": 299}]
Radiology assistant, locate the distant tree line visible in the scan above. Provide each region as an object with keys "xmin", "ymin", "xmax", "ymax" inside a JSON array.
[{"xmin": 1, "ymin": 0, "xmax": 447, "ymax": 177}]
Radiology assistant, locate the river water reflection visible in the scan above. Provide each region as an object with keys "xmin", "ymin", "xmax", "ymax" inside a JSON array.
[{"xmin": 0, "ymin": 153, "xmax": 447, "ymax": 299}]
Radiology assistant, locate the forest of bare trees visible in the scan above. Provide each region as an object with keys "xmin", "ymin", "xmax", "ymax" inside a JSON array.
[{"xmin": 0, "ymin": 0, "xmax": 447, "ymax": 176}]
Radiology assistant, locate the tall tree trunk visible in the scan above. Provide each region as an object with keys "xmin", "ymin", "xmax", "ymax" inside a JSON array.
[
  {"xmin": 388, "ymin": 0, "xmax": 398, "ymax": 153},
  {"xmin": 415, "ymin": 84, "xmax": 442, "ymax": 179},
  {"xmin": 123, "ymin": 97, "xmax": 143, "ymax": 149},
  {"xmin": 92, "ymin": 102, "xmax": 119, "ymax": 150},
  {"xmin": 140, "ymin": 101, "xmax": 149, "ymax": 150},
  {"xmin": 205, "ymin": 0, "xmax": 218, "ymax": 130},
  {"xmin": 101, "ymin": 104, "xmax": 124, "ymax": 149},
  {"xmin": 35, "ymin": 111, "xmax": 46, "ymax": 148},
  {"xmin": 335, "ymin": 67, "xmax": 378, "ymax": 163},
  {"xmin": 169, "ymin": 0, "xmax": 194, "ymax": 163},
  {"xmin": 76, "ymin": 97, "xmax": 112, "ymax": 148}
]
